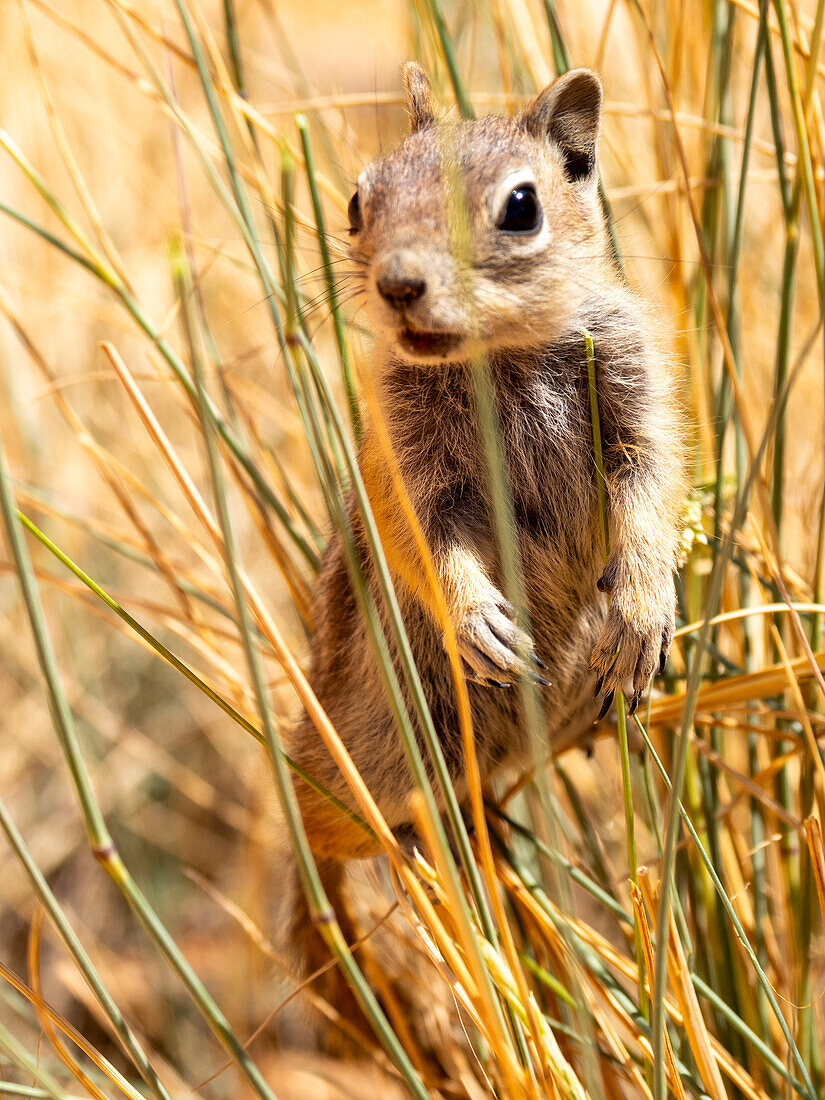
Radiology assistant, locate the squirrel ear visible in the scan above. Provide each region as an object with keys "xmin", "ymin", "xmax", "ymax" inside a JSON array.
[
  {"xmin": 403, "ymin": 61, "xmax": 436, "ymax": 132},
  {"xmin": 523, "ymin": 69, "xmax": 602, "ymax": 182}
]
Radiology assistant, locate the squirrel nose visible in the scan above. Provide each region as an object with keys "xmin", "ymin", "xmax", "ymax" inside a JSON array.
[
  {"xmin": 375, "ymin": 253, "xmax": 427, "ymax": 308},
  {"xmin": 377, "ymin": 273, "xmax": 426, "ymax": 306}
]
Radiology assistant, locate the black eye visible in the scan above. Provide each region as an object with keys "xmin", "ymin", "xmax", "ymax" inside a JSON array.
[
  {"xmin": 497, "ymin": 184, "xmax": 542, "ymax": 234},
  {"xmin": 347, "ymin": 190, "xmax": 362, "ymax": 235}
]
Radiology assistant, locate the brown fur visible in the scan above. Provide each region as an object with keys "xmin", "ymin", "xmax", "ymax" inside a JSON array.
[{"xmin": 285, "ymin": 66, "xmax": 686, "ymax": 861}]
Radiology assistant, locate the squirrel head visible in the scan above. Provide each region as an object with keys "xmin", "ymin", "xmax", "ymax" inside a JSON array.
[{"xmin": 348, "ymin": 63, "xmax": 609, "ymax": 364}]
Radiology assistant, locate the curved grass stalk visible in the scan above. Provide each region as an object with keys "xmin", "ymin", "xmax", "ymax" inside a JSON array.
[{"xmin": 32, "ymin": 1014, "xmax": 106, "ymax": 1100}]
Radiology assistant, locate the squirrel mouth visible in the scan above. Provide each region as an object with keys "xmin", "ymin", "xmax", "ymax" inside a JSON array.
[{"xmin": 398, "ymin": 326, "xmax": 462, "ymax": 358}]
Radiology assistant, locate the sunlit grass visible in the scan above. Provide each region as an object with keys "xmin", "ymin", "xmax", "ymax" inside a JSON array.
[{"xmin": 0, "ymin": 0, "xmax": 824, "ymax": 1097}]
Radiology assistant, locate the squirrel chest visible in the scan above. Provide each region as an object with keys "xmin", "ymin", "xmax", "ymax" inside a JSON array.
[{"xmin": 381, "ymin": 344, "xmax": 599, "ymax": 559}]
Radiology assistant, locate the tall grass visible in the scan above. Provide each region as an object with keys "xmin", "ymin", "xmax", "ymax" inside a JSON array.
[{"xmin": 0, "ymin": 0, "xmax": 824, "ymax": 1097}]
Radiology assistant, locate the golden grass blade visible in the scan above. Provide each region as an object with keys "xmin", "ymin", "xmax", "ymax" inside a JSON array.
[
  {"xmin": 638, "ymin": 870, "xmax": 728, "ymax": 1100},
  {"xmin": 649, "ymin": 649, "xmax": 825, "ymax": 724},
  {"xmin": 0, "ymin": 961, "xmax": 148, "ymax": 1100},
  {"xmin": 675, "ymin": 602, "xmax": 825, "ymax": 638},
  {"xmin": 502, "ymin": 856, "xmax": 779, "ymax": 1100},
  {"xmin": 411, "ymin": 794, "xmax": 533, "ymax": 1098},
  {"xmin": 26, "ymin": 910, "xmax": 110, "ymax": 1100}
]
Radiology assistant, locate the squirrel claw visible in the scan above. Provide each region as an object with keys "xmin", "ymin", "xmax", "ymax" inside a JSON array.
[
  {"xmin": 456, "ymin": 592, "xmax": 540, "ymax": 686},
  {"xmin": 597, "ymin": 690, "xmax": 614, "ymax": 721},
  {"xmin": 590, "ymin": 566, "xmax": 676, "ymax": 721}
]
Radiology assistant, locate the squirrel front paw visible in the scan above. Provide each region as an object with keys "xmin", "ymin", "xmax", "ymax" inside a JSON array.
[
  {"xmin": 453, "ymin": 591, "xmax": 548, "ymax": 688},
  {"xmin": 590, "ymin": 561, "xmax": 675, "ymax": 719}
]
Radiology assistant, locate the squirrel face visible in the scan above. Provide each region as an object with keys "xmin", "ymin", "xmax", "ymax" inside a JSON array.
[{"xmin": 348, "ymin": 65, "xmax": 610, "ymax": 364}]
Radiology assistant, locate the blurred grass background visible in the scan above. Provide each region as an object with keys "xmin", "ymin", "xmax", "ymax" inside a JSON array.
[{"xmin": 1, "ymin": 1, "xmax": 825, "ymax": 1098}]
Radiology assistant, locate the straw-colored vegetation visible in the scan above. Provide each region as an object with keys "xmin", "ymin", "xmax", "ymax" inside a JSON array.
[{"xmin": 1, "ymin": 0, "xmax": 824, "ymax": 1097}]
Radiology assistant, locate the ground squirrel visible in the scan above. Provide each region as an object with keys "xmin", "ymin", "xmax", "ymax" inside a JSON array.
[{"xmin": 286, "ymin": 64, "xmax": 685, "ymax": 861}]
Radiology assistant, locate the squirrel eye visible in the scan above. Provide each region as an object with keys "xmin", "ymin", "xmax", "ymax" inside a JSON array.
[
  {"xmin": 347, "ymin": 190, "xmax": 362, "ymax": 235},
  {"xmin": 498, "ymin": 184, "xmax": 541, "ymax": 234}
]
